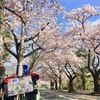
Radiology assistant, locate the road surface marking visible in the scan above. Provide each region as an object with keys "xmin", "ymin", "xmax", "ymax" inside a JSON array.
[{"xmin": 59, "ymin": 95, "xmax": 78, "ymax": 100}]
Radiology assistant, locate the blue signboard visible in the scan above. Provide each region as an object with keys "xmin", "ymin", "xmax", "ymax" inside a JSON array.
[
  {"xmin": 16, "ymin": 65, "xmax": 28, "ymax": 75},
  {"xmin": 23, "ymin": 65, "xmax": 28, "ymax": 75},
  {"xmin": 16, "ymin": 65, "xmax": 18, "ymax": 75}
]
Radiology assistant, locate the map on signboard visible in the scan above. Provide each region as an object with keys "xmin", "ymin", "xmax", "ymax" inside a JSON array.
[{"xmin": 7, "ymin": 76, "xmax": 33, "ymax": 96}]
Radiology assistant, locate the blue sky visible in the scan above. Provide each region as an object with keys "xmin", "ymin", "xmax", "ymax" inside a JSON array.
[
  {"xmin": 58, "ymin": 0, "xmax": 100, "ymax": 23},
  {"xmin": 58, "ymin": 0, "xmax": 100, "ymax": 12}
]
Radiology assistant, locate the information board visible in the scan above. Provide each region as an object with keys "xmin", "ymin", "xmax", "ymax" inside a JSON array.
[{"xmin": 7, "ymin": 76, "xmax": 33, "ymax": 96}]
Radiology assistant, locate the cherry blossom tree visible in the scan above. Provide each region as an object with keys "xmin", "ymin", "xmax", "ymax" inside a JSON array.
[
  {"xmin": 2, "ymin": 0, "xmax": 64, "ymax": 76},
  {"xmin": 64, "ymin": 61, "xmax": 77, "ymax": 92},
  {"xmin": 44, "ymin": 65, "xmax": 58, "ymax": 90},
  {"xmin": 45, "ymin": 59, "xmax": 63, "ymax": 90},
  {"xmin": 37, "ymin": 49, "xmax": 66, "ymax": 90},
  {"xmin": 40, "ymin": 40, "xmax": 84, "ymax": 91},
  {"xmin": 64, "ymin": 4, "xmax": 100, "ymax": 93},
  {"xmin": 60, "ymin": 49, "xmax": 84, "ymax": 92}
]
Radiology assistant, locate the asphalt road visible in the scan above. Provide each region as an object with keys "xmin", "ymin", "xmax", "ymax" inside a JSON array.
[{"xmin": 39, "ymin": 89, "xmax": 100, "ymax": 100}]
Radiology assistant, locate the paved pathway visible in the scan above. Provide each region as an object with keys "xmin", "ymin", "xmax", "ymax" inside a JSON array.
[{"xmin": 40, "ymin": 89, "xmax": 100, "ymax": 100}]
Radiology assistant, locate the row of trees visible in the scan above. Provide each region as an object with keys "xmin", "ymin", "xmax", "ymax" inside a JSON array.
[
  {"xmin": 34, "ymin": 4, "xmax": 100, "ymax": 94},
  {"xmin": 0, "ymin": 0, "xmax": 100, "ymax": 94}
]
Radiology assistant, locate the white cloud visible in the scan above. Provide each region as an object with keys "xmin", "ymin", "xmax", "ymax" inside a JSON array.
[{"xmin": 91, "ymin": 18, "xmax": 100, "ymax": 25}]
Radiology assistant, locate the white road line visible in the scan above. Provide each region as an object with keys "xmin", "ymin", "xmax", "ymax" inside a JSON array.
[{"xmin": 59, "ymin": 95, "xmax": 78, "ymax": 100}]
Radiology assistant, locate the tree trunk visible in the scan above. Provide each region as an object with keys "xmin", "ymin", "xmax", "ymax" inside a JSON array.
[
  {"xmin": 93, "ymin": 76, "xmax": 100, "ymax": 94},
  {"xmin": 0, "ymin": 0, "xmax": 4, "ymax": 64},
  {"xmin": 17, "ymin": 59, "xmax": 23, "ymax": 76},
  {"xmin": 50, "ymin": 80, "xmax": 54, "ymax": 90},
  {"xmin": 68, "ymin": 77, "xmax": 75, "ymax": 92},
  {"xmin": 87, "ymin": 50, "xmax": 100, "ymax": 94},
  {"xmin": 0, "ymin": 0, "xmax": 4, "ymax": 26},
  {"xmin": 58, "ymin": 75, "xmax": 62, "ymax": 90},
  {"xmin": 54, "ymin": 79, "xmax": 58, "ymax": 90},
  {"xmin": 0, "ymin": 0, "xmax": 6, "ymax": 77},
  {"xmin": 69, "ymin": 79, "xmax": 73, "ymax": 92},
  {"xmin": 17, "ymin": 23, "xmax": 25, "ymax": 76}
]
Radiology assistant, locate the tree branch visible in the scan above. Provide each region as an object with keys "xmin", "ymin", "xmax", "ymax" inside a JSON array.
[
  {"xmin": 24, "ymin": 47, "xmax": 40, "ymax": 58},
  {"xmin": 24, "ymin": 22, "xmax": 49, "ymax": 42},
  {"xmin": 4, "ymin": 43, "xmax": 17, "ymax": 59},
  {"xmin": 94, "ymin": 43, "xmax": 100, "ymax": 55},
  {"xmin": 5, "ymin": 7, "xmax": 26, "ymax": 25}
]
